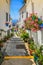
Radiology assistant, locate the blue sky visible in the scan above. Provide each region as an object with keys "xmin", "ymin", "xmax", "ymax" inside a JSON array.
[{"xmin": 10, "ymin": 0, "xmax": 24, "ymax": 20}]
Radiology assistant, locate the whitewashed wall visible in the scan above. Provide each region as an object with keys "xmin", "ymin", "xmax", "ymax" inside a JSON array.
[
  {"xmin": 41, "ymin": 30, "xmax": 43, "ymax": 45},
  {"xmin": 26, "ymin": 0, "xmax": 43, "ymax": 19},
  {"xmin": 31, "ymin": 31, "xmax": 38, "ymax": 45},
  {"xmin": 0, "ymin": 0, "xmax": 10, "ymax": 38},
  {"xmin": 0, "ymin": 0, "xmax": 10, "ymax": 31},
  {"xmin": 37, "ymin": 30, "xmax": 42, "ymax": 46},
  {"xmin": 19, "ymin": 5, "xmax": 26, "ymax": 28},
  {"xmin": 26, "ymin": 0, "xmax": 32, "ymax": 17},
  {"xmin": 30, "ymin": 30, "xmax": 43, "ymax": 46}
]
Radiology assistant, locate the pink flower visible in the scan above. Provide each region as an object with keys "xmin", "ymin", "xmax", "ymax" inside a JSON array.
[
  {"xmin": 24, "ymin": 19, "xmax": 27, "ymax": 22},
  {"xmin": 30, "ymin": 13, "xmax": 32, "ymax": 16},
  {"xmin": 41, "ymin": 28, "xmax": 43, "ymax": 30},
  {"xmin": 35, "ymin": 19, "xmax": 38, "ymax": 22},
  {"xmin": 31, "ymin": 28, "xmax": 37, "ymax": 32},
  {"xmin": 31, "ymin": 21, "xmax": 34, "ymax": 24},
  {"xmin": 29, "ymin": 17, "xmax": 32, "ymax": 21},
  {"xmin": 31, "ymin": 28, "xmax": 35, "ymax": 31},
  {"xmin": 34, "ymin": 23, "xmax": 38, "ymax": 27}
]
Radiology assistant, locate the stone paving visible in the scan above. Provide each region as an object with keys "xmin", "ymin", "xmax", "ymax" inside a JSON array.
[
  {"xmin": 1, "ymin": 36, "xmax": 36, "ymax": 65},
  {"xmin": 2, "ymin": 36, "xmax": 28, "ymax": 56},
  {"xmin": 1, "ymin": 59, "xmax": 36, "ymax": 65}
]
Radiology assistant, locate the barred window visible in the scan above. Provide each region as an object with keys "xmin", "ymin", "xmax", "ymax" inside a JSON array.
[{"xmin": 6, "ymin": 13, "xmax": 8, "ymax": 21}]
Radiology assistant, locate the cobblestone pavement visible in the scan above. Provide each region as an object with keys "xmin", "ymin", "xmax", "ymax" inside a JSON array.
[{"xmin": 1, "ymin": 59, "xmax": 36, "ymax": 65}]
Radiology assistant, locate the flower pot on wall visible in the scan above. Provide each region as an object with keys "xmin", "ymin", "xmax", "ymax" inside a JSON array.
[{"xmin": 29, "ymin": 49, "xmax": 35, "ymax": 55}]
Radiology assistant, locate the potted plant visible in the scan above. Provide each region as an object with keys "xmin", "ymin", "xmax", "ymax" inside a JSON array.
[
  {"xmin": 27, "ymin": 37, "xmax": 34, "ymax": 44},
  {"xmin": 21, "ymin": 32, "xmax": 29, "ymax": 42},
  {"xmin": 37, "ymin": 54, "xmax": 43, "ymax": 65},
  {"xmin": 0, "ymin": 39, "xmax": 3, "ymax": 48},
  {"xmin": 0, "ymin": 52, "xmax": 4, "ymax": 65},
  {"xmin": 40, "ymin": 45, "xmax": 43, "ymax": 55},
  {"xmin": 29, "ymin": 43, "xmax": 37, "ymax": 55},
  {"xmin": 24, "ymin": 13, "xmax": 43, "ymax": 32},
  {"xmin": 33, "ymin": 48, "xmax": 40, "ymax": 63},
  {"xmin": 11, "ymin": 33, "xmax": 14, "ymax": 37}
]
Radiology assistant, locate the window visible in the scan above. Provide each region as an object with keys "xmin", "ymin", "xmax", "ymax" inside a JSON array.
[
  {"xmin": 6, "ymin": 13, "xmax": 8, "ymax": 21},
  {"xmin": 26, "ymin": 12, "xmax": 28, "ymax": 18},
  {"xmin": 9, "ymin": 14, "xmax": 10, "ymax": 21},
  {"xmin": 32, "ymin": 2, "xmax": 34, "ymax": 13},
  {"xmin": 22, "ymin": 12, "xmax": 24, "ymax": 18}
]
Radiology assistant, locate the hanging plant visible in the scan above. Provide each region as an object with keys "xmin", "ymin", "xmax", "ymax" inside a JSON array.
[{"xmin": 24, "ymin": 13, "xmax": 43, "ymax": 32}]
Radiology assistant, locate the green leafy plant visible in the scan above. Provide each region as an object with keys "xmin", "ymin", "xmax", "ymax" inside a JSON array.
[
  {"xmin": 0, "ymin": 39, "xmax": 3, "ymax": 47},
  {"xmin": 38, "ymin": 54, "xmax": 43, "ymax": 65},
  {"xmin": 27, "ymin": 38, "xmax": 34, "ymax": 44},
  {"xmin": 24, "ymin": 13, "xmax": 43, "ymax": 32},
  {"xmin": 0, "ymin": 40, "xmax": 3, "ymax": 43},
  {"xmin": 29, "ymin": 43, "xmax": 36, "ymax": 50},
  {"xmin": 21, "ymin": 32, "xmax": 29, "ymax": 42},
  {"xmin": 33, "ymin": 48, "xmax": 43, "ymax": 65},
  {"xmin": 10, "ymin": 33, "xmax": 14, "ymax": 37},
  {"xmin": 0, "ymin": 52, "xmax": 4, "ymax": 65}
]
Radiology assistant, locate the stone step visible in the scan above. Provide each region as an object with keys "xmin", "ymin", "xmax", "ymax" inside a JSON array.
[
  {"xmin": 10, "ymin": 39, "xmax": 23, "ymax": 41},
  {"xmin": 6, "ymin": 41, "xmax": 24, "ymax": 44}
]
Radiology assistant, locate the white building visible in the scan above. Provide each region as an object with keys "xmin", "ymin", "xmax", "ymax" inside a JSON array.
[
  {"xmin": 25, "ymin": 0, "xmax": 43, "ymax": 46},
  {"xmin": 19, "ymin": 4, "xmax": 26, "ymax": 28},
  {"xmin": 19, "ymin": 0, "xmax": 43, "ymax": 46},
  {"xmin": 0, "ymin": 0, "xmax": 11, "ymax": 37},
  {"xmin": 25, "ymin": 0, "xmax": 43, "ymax": 19}
]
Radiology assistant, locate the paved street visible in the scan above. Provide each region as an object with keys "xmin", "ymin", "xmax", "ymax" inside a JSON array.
[
  {"xmin": 1, "ymin": 36, "xmax": 36, "ymax": 65},
  {"xmin": 2, "ymin": 36, "xmax": 28, "ymax": 56},
  {"xmin": 1, "ymin": 59, "xmax": 36, "ymax": 65}
]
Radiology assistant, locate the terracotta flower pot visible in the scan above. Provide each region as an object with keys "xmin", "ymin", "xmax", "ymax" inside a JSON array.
[{"xmin": 29, "ymin": 49, "xmax": 35, "ymax": 55}]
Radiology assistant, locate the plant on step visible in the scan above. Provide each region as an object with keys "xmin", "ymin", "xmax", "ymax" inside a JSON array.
[
  {"xmin": 40, "ymin": 45, "xmax": 43, "ymax": 55},
  {"xmin": 37, "ymin": 54, "xmax": 43, "ymax": 65},
  {"xmin": 0, "ymin": 52, "xmax": 4, "ymax": 65},
  {"xmin": 29, "ymin": 43, "xmax": 37, "ymax": 50},
  {"xmin": 29, "ymin": 43, "xmax": 37, "ymax": 55},
  {"xmin": 27, "ymin": 37, "xmax": 34, "ymax": 44},
  {"xmin": 7, "ymin": 35, "xmax": 11, "ymax": 39},
  {"xmin": 10, "ymin": 33, "xmax": 14, "ymax": 37},
  {"xmin": 4, "ymin": 35, "xmax": 9, "ymax": 41},
  {"xmin": 0, "ymin": 40, "xmax": 3, "ymax": 47},
  {"xmin": 11, "ymin": 27, "xmax": 14, "ymax": 33},
  {"xmin": 33, "ymin": 47, "xmax": 43, "ymax": 65},
  {"xmin": 3, "ymin": 36, "xmax": 7, "ymax": 42},
  {"xmin": 21, "ymin": 32, "xmax": 29, "ymax": 42}
]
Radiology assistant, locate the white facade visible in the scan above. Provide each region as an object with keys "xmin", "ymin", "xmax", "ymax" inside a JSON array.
[
  {"xmin": 19, "ymin": 5, "xmax": 26, "ymax": 28},
  {"xmin": 25, "ymin": 0, "xmax": 43, "ymax": 46},
  {"xmin": 0, "ymin": 0, "xmax": 10, "ymax": 31},
  {"xmin": 26, "ymin": 0, "xmax": 43, "ymax": 19}
]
